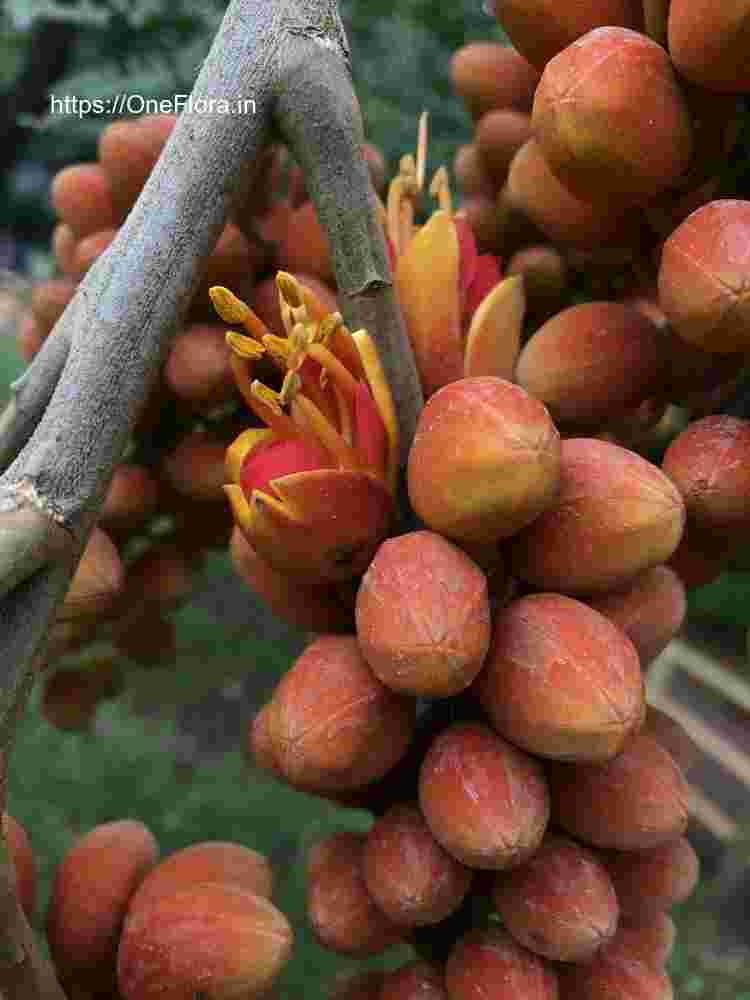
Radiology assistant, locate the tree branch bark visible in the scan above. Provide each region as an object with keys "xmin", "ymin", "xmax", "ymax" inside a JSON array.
[{"xmin": 0, "ymin": 1, "xmax": 423, "ymax": 992}]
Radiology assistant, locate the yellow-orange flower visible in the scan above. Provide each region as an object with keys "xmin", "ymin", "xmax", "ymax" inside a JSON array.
[
  {"xmin": 383, "ymin": 112, "xmax": 525, "ymax": 398},
  {"xmin": 211, "ymin": 274, "xmax": 398, "ymax": 583}
]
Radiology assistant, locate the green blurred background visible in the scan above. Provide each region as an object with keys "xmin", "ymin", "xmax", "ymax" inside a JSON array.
[{"xmin": 3, "ymin": 2, "xmax": 750, "ymax": 997}]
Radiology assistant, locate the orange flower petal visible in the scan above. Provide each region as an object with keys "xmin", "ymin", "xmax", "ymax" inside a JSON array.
[{"xmin": 463, "ymin": 275, "xmax": 525, "ymax": 381}]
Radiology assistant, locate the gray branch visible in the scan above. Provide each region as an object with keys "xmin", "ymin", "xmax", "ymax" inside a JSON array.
[{"xmin": 0, "ymin": 2, "xmax": 423, "ymax": 990}]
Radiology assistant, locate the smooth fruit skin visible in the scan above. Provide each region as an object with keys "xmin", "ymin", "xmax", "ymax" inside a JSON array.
[
  {"xmin": 3, "ymin": 814, "xmax": 36, "ymax": 921},
  {"xmin": 557, "ymin": 950, "xmax": 674, "ymax": 999},
  {"xmin": 356, "ymin": 531, "xmax": 491, "ymax": 697},
  {"xmin": 477, "ymin": 594, "xmax": 644, "ymax": 763},
  {"xmin": 407, "ymin": 377, "xmax": 560, "ymax": 546},
  {"xmin": 603, "ymin": 837, "xmax": 700, "ymax": 917},
  {"xmin": 657, "ymin": 200, "xmax": 750, "ymax": 354},
  {"xmin": 117, "ymin": 882, "xmax": 293, "ymax": 1000}
]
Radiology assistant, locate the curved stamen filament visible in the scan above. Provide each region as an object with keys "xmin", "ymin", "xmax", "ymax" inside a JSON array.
[
  {"xmin": 307, "ymin": 342, "xmax": 359, "ymax": 402},
  {"xmin": 332, "ymin": 382, "xmax": 353, "ymax": 447},
  {"xmin": 290, "ymin": 393, "xmax": 361, "ymax": 471}
]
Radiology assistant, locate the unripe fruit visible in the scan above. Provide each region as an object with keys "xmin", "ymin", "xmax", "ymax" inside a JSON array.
[
  {"xmin": 51, "ymin": 163, "xmax": 118, "ymax": 237},
  {"xmin": 493, "ymin": 834, "xmax": 619, "ymax": 962},
  {"xmin": 667, "ymin": 522, "xmax": 730, "ymax": 589},
  {"xmin": 668, "ymin": 0, "xmax": 750, "ymax": 93},
  {"xmin": 454, "ymin": 144, "xmax": 495, "ymax": 199},
  {"xmin": 276, "ymin": 200, "xmax": 334, "ymax": 284},
  {"xmin": 30, "ymin": 278, "xmax": 75, "ymax": 337},
  {"xmin": 642, "ymin": 706, "xmax": 699, "ymax": 774},
  {"xmin": 532, "ymin": 28, "xmax": 692, "ymax": 204},
  {"xmin": 123, "ymin": 542, "xmax": 194, "ymax": 610},
  {"xmin": 72, "ymin": 228, "xmax": 117, "ymax": 279},
  {"xmin": 446, "ymin": 927, "xmax": 559, "ymax": 1000},
  {"xmin": 163, "ymin": 431, "xmax": 226, "ymax": 502},
  {"xmin": 380, "ymin": 961, "xmax": 447, "ymax": 1000},
  {"xmin": 604, "ymin": 837, "xmax": 699, "ymax": 918},
  {"xmin": 231, "ymin": 528, "xmax": 354, "ymax": 634},
  {"xmin": 506, "ymin": 245, "xmax": 566, "ymax": 320},
  {"xmin": 506, "ymin": 139, "xmax": 636, "ymax": 249},
  {"xmin": 47, "ymin": 820, "xmax": 158, "ymax": 994},
  {"xmin": 658, "ymin": 200, "xmax": 750, "ymax": 353},
  {"xmin": 363, "ymin": 803, "xmax": 474, "ymax": 927},
  {"xmin": 476, "ymin": 593, "xmax": 644, "ymax": 762},
  {"xmin": 557, "ymin": 951, "xmax": 673, "ymax": 999},
  {"xmin": 492, "ymin": 0, "xmax": 642, "ymax": 70},
  {"xmin": 356, "ymin": 531, "xmax": 491, "ymax": 697},
  {"xmin": 306, "ymin": 832, "xmax": 403, "ymax": 956},
  {"xmin": 129, "ymin": 842, "xmax": 274, "ymax": 915},
  {"xmin": 602, "ymin": 913, "xmax": 676, "ymax": 968},
  {"xmin": 515, "ymin": 302, "xmax": 666, "ymax": 431},
  {"xmin": 112, "ymin": 612, "xmax": 176, "ymax": 667},
  {"xmin": 41, "ymin": 662, "xmax": 123, "ymax": 731},
  {"xmin": 450, "ymin": 43, "xmax": 540, "ymax": 118},
  {"xmin": 476, "ymin": 109, "xmax": 532, "ymax": 184},
  {"xmin": 407, "ymin": 377, "xmax": 560, "ymax": 545},
  {"xmin": 547, "ymin": 732, "xmax": 689, "ymax": 849},
  {"xmin": 164, "ymin": 324, "xmax": 235, "ymax": 407},
  {"xmin": 118, "ymin": 882, "xmax": 292, "ymax": 1000},
  {"xmin": 585, "ymin": 566, "xmax": 686, "ymax": 668},
  {"xmin": 265, "ymin": 635, "xmax": 415, "ymax": 792},
  {"xmin": 419, "ymin": 722, "xmax": 550, "ymax": 870},
  {"xmin": 3, "ymin": 813, "xmax": 36, "ymax": 921},
  {"xmin": 662, "ymin": 416, "xmax": 750, "ymax": 541},
  {"xmin": 509, "ymin": 438, "xmax": 685, "ymax": 594},
  {"xmin": 101, "ymin": 464, "xmax": 159, "ymax": 531},
  {"xmin": 98, "ymin": 114, "xmax": 177, "ymax": 220},
  {"xmin": 60, "ymin": 526, "xmax": 125, "ymax": 623}
]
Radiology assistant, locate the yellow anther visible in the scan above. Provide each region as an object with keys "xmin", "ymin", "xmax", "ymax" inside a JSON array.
[
  {"xmin": 251, "ymin": 381, "xmax": 284, "ymax": 415},
  {"xmin": 210, "ymin": 286, "xmax": 252, "ymax": 325},
  {"xmin": 225, "ymin": 331, "xmax": 266, "ymax": 361},
  {"xmin": 318, "ymin": 312, "xmax": 344, "ymax": 343},
  {"xmin": 276, "ymin": 271, "xmax": 304, "ymax": 308}
]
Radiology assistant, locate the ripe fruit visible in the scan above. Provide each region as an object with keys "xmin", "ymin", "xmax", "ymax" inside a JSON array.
[
  {"xmin": 264, "ymin": 635, "xmax": 416, "ymax": 792},
  {"xmin": 492, "ymin": 834, "xmax": 619, "ymax": 961},
  {"xmin": 557, "ymin": 950, "xmax": 673, "ymax": 999},
  {"xmin": 657, "ymin": 200, "xmax": 750, "ymax": 353},
  {"xmin": 585, "ymin": 566, "xmax": 687, "ymax": 668},
  {"xmin": 419, "ymin": 721, "xmax": 550, "ymax": 870},
  {"xmin": 3, "ymin": 813, "xmax": 36, "ymax": 921},
  {"xmin": 532, "ymin": 27, "xmax": 692, "ymax": 204},
  {"xmin": 450, "ymin": 43, "xmax": 540, "ymax": 118},
  {"xmin": 128, "ymin": 842, "xmax": 274, "ymax": 914},
  {"xmin": 118, "ymin": 882, "xmax": 293, "ymax": 1000},
  {"xmin": 547, "ymin": 732, "xmax": 689, "ymax": 849},
  {"xmin": 306, "ymin": 832, "xmax": 403, "ymax": 956},
  {"xmin": 446, "ymin": 927, "xmax": 559, "ymax": 1000},
  {"xmin": 47, "ymin": 820, "xmax": 158, "ymax": 994},
  {"xmin": 362, "ymin": 803, "xmax": 474, "ymax": 926},
  {"xmin": 356, "ymin": 531, "xmax": 491, "ymax": 697},
  {"xmin": 509, "ymin": 438, "xmax": 685, "ymax": 594},
  {"xmin": 669, "ymin": 0, "xmax": 750, "ymax": 92},
  {"xmin": 492, "ymin": 0, "xmax": 642, "ymax": 70},
  {"xmin": 407, "ymin": 377, "xmax": 560, "ymax": 545},
  {"xmin": 476, "ymin": 593, "xmax": 644, "ymax": 762},
  {"xmin": 380, "ymin": 961, "xmax": 447, "ymax": 1000},
  {"xmin": 603, "ymin": 837, "xmax": 700, "ymax": 917},
  {"xmin": 515, "ymin": 302, "xmax": 666, "ymax": 431},
  {"xmin": 662, "ymin": 416, "xmax": 750, "ymax": 540}
]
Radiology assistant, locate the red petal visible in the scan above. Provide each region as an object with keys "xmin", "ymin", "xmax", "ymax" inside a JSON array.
[
  {"xmin": 354, "ymin": 381, "xmax": 387, "ymax": 479},
  {"xmin": 454, "ymin": 215, "xmax": 479, "ymax": 308},
  {"xmin": 241, "ymin": 437, "xmax": 333, "ymax": 498},
  {"xmin": 463, "ymin": 253, "xmax": 502, "ymax": 330}
]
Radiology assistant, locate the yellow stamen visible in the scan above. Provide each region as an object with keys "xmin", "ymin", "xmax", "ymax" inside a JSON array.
[
  {"xmin": 279, "ymin": 370, "xmax": 301, "ymax": 407},
  {"xmin": 332, "ymin": 382, "xmax": 353, "ymax": 447},
  {"xmin": 307, "ymin": 342, "xmax": 359, "ymax": 401},
  {"xmin": 226, "ymin": 331, "xmax": 266, "ymax": 361},
  {"xmin": 290, "ymin": 393, "xmax": 361, "ymax": 471},
  {"xmin": 416, "ymin": 111, "xmax": 429, "ymax": 193},
  {"xmin": 246, "ymin": 380, "xmax": 300, "ymax": 439},
  {"xmin": 262, "ymin": 334, "xmax": 293, "ymax": 369},
  {"xmin": 276, "ymin": 271, "xmax": 304, "ymax": 308},
  {"xmin": 351, "ymin": 328, "xmax": 400, "ymax": 496},
  {"xmin": 430, "ymin": 166, "xmax": 452, "ymax": 214}
]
